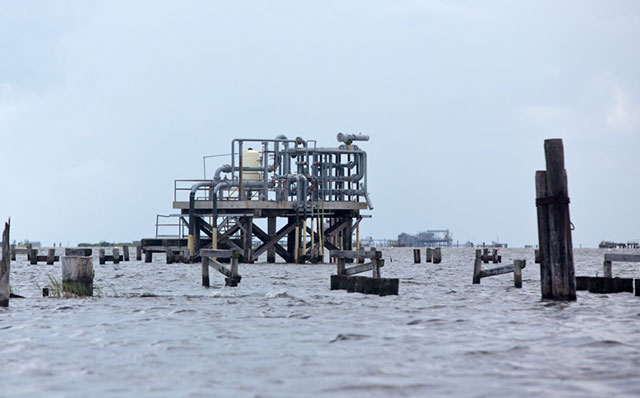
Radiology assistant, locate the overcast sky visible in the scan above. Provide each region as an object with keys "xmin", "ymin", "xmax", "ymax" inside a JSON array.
[{"xmin": 1, "ymin": 1, "xmax": 638, "ymax": 247}]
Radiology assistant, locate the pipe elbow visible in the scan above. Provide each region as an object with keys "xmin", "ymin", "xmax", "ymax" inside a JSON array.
[{"xmin": 214, "ymin": 164, "xmax": 232, "ymax": 179}]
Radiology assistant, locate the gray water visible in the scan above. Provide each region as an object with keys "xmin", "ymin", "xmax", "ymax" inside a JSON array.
[{"xmin": 1, "ymin": 248, "xmax": 640, "ymax": 397}]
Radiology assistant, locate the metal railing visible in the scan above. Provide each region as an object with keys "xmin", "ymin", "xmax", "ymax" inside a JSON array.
[{"xmin": 155, "ymin": 214, "xmax": 187, "ymax": 239}]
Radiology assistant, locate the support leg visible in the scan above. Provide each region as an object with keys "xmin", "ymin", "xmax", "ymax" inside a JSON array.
[{"xmin": 267, "ymin": 216, "xmax": 276, "ymax": 263}]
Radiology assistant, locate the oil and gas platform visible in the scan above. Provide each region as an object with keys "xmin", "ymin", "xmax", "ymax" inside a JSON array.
[{"xmin": 141, "ymin": 133, "xmax": 372, "ymax": 263}]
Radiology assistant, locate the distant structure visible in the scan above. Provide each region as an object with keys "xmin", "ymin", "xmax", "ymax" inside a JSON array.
[
  {"xmin": 397, "ymin": 230, "xmax": 453, "ymax": 247},
  {"xmin": 599, "ymin": 241, "xmax": 639, "ymax": 249}
]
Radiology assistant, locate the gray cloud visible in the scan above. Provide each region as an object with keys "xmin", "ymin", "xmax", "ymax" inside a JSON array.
[{"xmin": 1, "ymin": 0, "xmax": 638, "ymax": 246}]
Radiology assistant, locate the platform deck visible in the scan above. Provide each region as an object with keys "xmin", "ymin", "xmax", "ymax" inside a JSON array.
[{"xmin": 173, "ymin": 200, "xmax": 367, "ymax": 211}]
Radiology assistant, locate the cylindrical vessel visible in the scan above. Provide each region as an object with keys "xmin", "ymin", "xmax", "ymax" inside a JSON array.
[{"xmin": 241, "ymin": 149, "xmax": 260, "ymax": 181}]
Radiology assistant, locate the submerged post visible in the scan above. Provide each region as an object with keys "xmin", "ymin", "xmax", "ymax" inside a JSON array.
[
  {"xmin": 62, "ymin": 256, "xmax": 93, "ymax": 296},
  {"xmin": 123, "ymin": 245, "xmax": 130, "ymax": 262},
  {"xmin": 136, "ymin": 244, "xmax": 142, "ymax": 261},
  {"xmin": 535, "ymin": 139, "xmax": 576, "ymax": 301},
  {"xmin": 1, "ymin": 220, "xmax": 10, "ymax": 307},
  {"xmin": 426, "ymin": 248, "xmax": 433, "ymax": 263},
  {"xmin": 413, "ymin": 249, "xmax": 421, "ymax": 264},
  {"xmin": 112, "ymin": 248, "xmax": 120, "ymax": 264}
]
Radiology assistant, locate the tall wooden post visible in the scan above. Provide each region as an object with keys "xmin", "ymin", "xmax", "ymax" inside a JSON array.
[
  {"xmin": 123, "ymin": 245, "xmax": 130, "ymax": 261},
  {"xmin": 136, "ymin": 244, "xmax": 142, "ymax": 261},
  {"xmin": 0, "ymin": 220, "xmax": 10, "ymax": 307},
  {"xmin": 294, "ymin": 225, "xmax": 300, "ymax": 263},
  {"xmin": 536, "ymin": 139, "xmax": 576, "ymax": 301}
]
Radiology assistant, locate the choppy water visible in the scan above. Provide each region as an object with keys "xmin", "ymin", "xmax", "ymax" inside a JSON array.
[{"xmin": 1, "ymin": 247, "xmax": 640, "ymax": 397}]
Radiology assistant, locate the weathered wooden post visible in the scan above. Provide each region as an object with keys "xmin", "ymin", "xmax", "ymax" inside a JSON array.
[
  {"xmin": 46, "ymin": 248, "xmax": 56, "ymax": 265},
  {"xmin": 534, "ymin": 249, "xmax": 540, "ymax": 264},
  {"xmin": 62, "ymin": 256, "xmax": 93, "ymax": 296},
  {"xmin": 0, "ymin": 220, "xmax": 10, "ymax": 307},
  {"xmin": 10, "ymin": 244, "xmax": 16, "ymax": 261},
  {"xmin": 26, "ymin": 243, "xmax": 32, "ymax": 262},
  {"xmin": 603, "ymin": 259, "xmax": 612, "ymax": 278},
  {"xmin": 226, "ymin": 251, "xmax": 240, "ymax": 287},
  {"xmin": 165, "ymin": 248, "xmax": 173, "ymax": 264},
  {"xmin": 535, "ymin": 139, "xmax": 576, "ymax": 301},
  {"xmin": 136, "ymin": 244, "xmax": 142, "ymax": 261},
  {"xmin": 30, "ymin": 249, "xmax": 38, "ymax": 265},
  {"xmin": 99, "ymin": 249, "xmax": 106, "ymax": 265},
  {"xmin": 413, "ymin": 249, "xmax": 421, "ymax": 263},
  {"xmin": 201, "ymin": 256, "xmax": 210, "ymax": 287},
  {"xmin": 473, "ymin": 249, "xmax": 482, "ymax": 284},
  {"xmin": 112, "ymin": 248, "xmax": 120, "ymax": 264},
  {"xmin": 514, "ymin": 260, "xmax": 525, "ymax": 288},
  {"xmin": 145, "ymin": 249, "xmax": 152, "ymax": 263},
  {"xmin": 433, "ymin": 248, "xmax": 442, "ymax": 264},
  {"xmin": 426, "ymin": 248, "xmax": 433, "ymax": 263},
  {"xmin": 636, "ymin": 280, "xmax": 640, "ymax": 297},
  {"xmin": 123, "ymin": 245, "xmax": 130, "ymax": 261}
]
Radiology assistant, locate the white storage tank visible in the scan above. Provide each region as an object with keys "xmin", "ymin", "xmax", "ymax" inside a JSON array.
[{"xmin": 241, "ymin": 148, "xmax": 260, "ymax": 181}]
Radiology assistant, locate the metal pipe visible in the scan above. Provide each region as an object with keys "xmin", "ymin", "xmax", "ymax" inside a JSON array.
[
  {"xmin": 337, "ymin": 132, "xmax": 369, "ymax": 145},
  {"xmin": 214, "ymin": 164, "xmax": 233, "ymax": 180}
]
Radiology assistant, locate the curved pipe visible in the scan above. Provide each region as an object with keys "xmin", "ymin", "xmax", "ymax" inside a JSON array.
[{"xmin": 214, "ymin": 164, "xmax": 233, "ymax": 180}]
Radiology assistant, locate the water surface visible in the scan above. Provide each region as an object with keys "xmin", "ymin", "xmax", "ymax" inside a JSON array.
[{"xmin": 2, "ymin": 248, "xmax": 639, "ymax": 397}]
